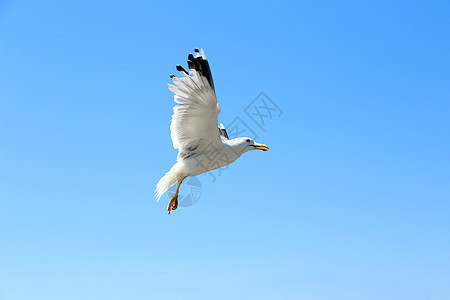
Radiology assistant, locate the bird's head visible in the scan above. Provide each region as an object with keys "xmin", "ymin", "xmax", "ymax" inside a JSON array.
[{"xmin": 231, "ymin": 137, "xmax": 269, "ymax": 155}]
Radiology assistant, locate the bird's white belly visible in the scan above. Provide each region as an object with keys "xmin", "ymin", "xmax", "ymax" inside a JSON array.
[{"xmin": 181, "ymin": 151, "xmax": 238, "ymax": 177}]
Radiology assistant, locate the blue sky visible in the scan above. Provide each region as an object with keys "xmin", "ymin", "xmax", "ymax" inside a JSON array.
[{"xmin": 1, "ymin": 0, "xmax": 449, "ymax": 299}]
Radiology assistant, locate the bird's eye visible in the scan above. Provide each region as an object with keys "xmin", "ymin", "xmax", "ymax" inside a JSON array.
[{"xmin": 246, "ymin": 139, "xmax": 251, "ymax": 143}]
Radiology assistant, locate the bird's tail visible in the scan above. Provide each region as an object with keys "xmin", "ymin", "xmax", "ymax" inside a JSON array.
[{"xmin": 155, "ymin": 163, "xmax": 183, "ymax": 201}]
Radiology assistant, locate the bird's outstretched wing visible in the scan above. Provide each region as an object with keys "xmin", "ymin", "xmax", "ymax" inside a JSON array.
[{"xmin": 168, "ymin": 49, "xmax": 222, "ymax": 161}]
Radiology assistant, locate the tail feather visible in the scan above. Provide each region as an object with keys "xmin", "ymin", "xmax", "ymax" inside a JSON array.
[{"xmin": 155, "ymin": 163, "xmax": 183, "ymax": 201}]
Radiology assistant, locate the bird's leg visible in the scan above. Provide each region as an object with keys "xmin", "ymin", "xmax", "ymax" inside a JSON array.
[{"xmin": 167, "ymin": 177, "xmax": 185, "ymax": 214}]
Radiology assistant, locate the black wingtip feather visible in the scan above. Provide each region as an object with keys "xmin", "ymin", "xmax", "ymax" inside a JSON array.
[
  {"xmin": 176, "ymin": 65, "xmax": 188, "ymax": 74},
  {"xmin": 172, "ymin": 49, "xmax": 215, "ymax": 91},
  {"xmin": 185, "ymin": 49, "xmax": 215, "ymax": 90},
  {"xmin": 219, "ymin": 127, "xmax": 229, "ymax": 140}
]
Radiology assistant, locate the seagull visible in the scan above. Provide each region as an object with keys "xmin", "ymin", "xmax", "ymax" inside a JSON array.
[{"xmin": 155, "ymin": 48, "xmax": 269, "ymax": 214}]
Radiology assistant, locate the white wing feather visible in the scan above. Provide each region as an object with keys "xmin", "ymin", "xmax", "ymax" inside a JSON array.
[{"xmin": 168, "ymin": 70, "xmax": 222, "ymax": 161}]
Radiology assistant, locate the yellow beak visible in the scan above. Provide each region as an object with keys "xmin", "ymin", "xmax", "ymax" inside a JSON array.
[{"xmin": 252, "ymin": 143, "xmax": 269, "ymax": 151}]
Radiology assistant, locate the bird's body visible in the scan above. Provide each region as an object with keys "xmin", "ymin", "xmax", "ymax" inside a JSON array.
[
  {"xmin": 156, "ymin": 49, "xmax": 268, "ymax": 213},
  {"xmin": 174, "ymin": 143, "xmax": 241, "ymax": 177}
]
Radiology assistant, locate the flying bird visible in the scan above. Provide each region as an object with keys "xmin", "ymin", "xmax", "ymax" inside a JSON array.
[{"xmin": 156, "ymin": 49, "xmax": 269, "ymax": 214}]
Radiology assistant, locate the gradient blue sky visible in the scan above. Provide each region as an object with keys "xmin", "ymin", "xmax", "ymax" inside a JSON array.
[{"xmin": 1, "ymin": 1, "xmax": 449, "ymax": 299}]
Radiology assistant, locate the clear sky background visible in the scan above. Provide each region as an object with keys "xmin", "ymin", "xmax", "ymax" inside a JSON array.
[{"xmin": 1, "ymin": 1, "xmax": 449, "ymax": 299}]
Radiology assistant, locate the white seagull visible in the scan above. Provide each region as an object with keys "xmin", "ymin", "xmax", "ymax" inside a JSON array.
[{"xmin": 156, "ymin": 48, "xmax": 269, "ymax": 214}]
